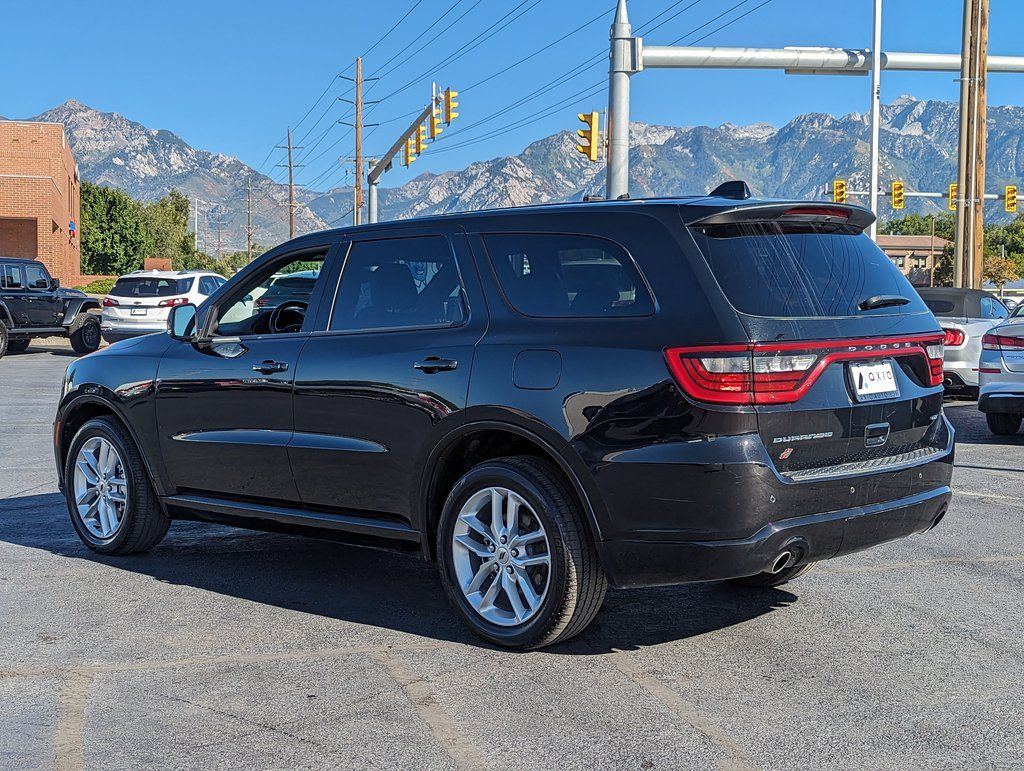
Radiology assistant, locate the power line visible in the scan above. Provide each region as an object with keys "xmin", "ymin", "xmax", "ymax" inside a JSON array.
[{"xmin": 668, "ymin": 0, "xmax": 772, "ymax": 46}]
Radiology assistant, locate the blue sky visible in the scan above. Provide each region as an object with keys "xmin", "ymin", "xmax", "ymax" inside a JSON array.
[{"xmin": 4, "ymin": 1, "xmax": 1023, "ymax": 193}]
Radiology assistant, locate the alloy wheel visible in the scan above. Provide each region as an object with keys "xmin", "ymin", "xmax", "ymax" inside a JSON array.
[
  {"xmin": 72, "ymin": 436, "xmax": 128, "ymax": 539},
  {"xmin": 451, "ymin": 486, "xmax": 552, "ymax": 627}
]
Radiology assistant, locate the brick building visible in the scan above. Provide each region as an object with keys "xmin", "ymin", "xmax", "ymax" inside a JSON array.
[
  {"xmin": 0, "ymin": 121, "xmax": 81, "ymax": 285},
  {"xmin": 875, "ymin": 234, "xmax": 951, "ymax": 287}
]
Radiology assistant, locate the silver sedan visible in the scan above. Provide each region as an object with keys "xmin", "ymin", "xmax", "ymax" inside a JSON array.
[{"xmin": 978, "ymin": 319, "xmax": 1024, "ymax": 435}]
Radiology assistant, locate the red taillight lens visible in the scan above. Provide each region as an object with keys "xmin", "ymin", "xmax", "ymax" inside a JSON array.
[
  {"xmin": 983, "ymin": 333, "xmax": 1024, "ymax": 351},
  {"xmin": 666, "ymin": 335, "xmax": 945, "ymax": 405},
  {"xmin": 158, "ymin": 297, "xmax": 189, "ymax": 308},
  {"xmin": 781, "ymin": 207, "xmax": 851, "ymax": 220},
  {"xmin": 942, "ymin": 328, "xmax": 965, "ymax": 346},
  {"xmin": 102, "ymin": 297, "xmax": 119, "ymax": 307}
]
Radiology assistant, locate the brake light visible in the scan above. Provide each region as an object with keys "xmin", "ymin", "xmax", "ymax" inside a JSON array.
[
  {"xmin": 781, "ymin": 207, "xmax": 851, "ymax": 220},
  {"xmin": 665, "ymin": 335, "xmax": 945, "ymax": 405},
  {"xmin": 102, "ymin": 297, "xmax": 119, "ymax": 307},
  {"xmin": 942, "ymin": 328, "xmax": 965, "ymax": 346},
  {"xmin": 158, "ymin": 297, "xmax": 189, "ymax": 308},
  {"xmin": 982, "ymin": 333, "xmax": 1024, "ymax": 351}
]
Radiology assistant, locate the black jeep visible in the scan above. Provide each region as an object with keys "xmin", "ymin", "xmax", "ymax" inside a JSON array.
[{"xmin": 0, "ymin": 257, "xmax": 101, "ymax": 358}]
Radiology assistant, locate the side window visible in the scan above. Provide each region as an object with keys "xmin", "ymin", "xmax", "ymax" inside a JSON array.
[
  {"xmin": 0, "ymin": 264, "xmax": 22, "ymax": 290},
  {"xmin": 24, "ymin": 263, "xmax": 51, "ymax": 291},
  {"xmin": 982, "ymin": 296, "xmax": 1008, "ymax": 320},
  {"xmin": 329, "ymin": 236, "xmax": 466, "ymax": 332},
  {"xmin": 198, "ymin": 277, "xmax": 217, "ymax": 295},
  {"xmin": 482, "ymin": 233, "xmax": 654, "ymax": 318},
  {"xmin": 215, "ymin": 253, "xmax": 327, "ymax": 334}
]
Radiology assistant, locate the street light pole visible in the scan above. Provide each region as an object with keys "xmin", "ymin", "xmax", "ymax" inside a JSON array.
[
  {"xmin": 606, "ymin": 0, "xmax": 636, "ymax": 201},
  {"xmin": 868, "ymin": 0, "xmax": 883, "ymax": 240}
]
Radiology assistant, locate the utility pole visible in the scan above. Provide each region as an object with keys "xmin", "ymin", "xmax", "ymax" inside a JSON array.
[
  {"xmin": 868, "ymin": 0, "xmax": 883, "ymax": 240},
  {"xmin": 276, "ymin": 128, "xmax": 303, "ymax": 239},
  {"xmin": 216, "ymin": 217, "xmax": 222, "ymax": 260},
  {"xmin": 354, "ymin": 57, "xmax": 364, "ymax": 226},
  {"xmin": 193, "ymin": 196, "xmax": 199, "ymax": 252},
  {"xmin": 246, "ymin": 174, "xmax": 254, "ymax": 261}
]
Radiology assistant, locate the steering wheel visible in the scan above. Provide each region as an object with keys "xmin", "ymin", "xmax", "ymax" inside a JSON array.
[{"xmin": 269, "ymin": 300, "xmax": 308, "ymax": 334}]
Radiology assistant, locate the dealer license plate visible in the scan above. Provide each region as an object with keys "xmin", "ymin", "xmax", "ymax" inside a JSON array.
[
  {"xmin": 130, "ymin": 308, "xmax": 148, "ymax": 316},
  {"xmin": 849, "ymin": 360, "xmax": 899, "ymax": 402}
]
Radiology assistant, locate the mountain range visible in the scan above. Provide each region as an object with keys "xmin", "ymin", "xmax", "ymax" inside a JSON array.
[{"xmin": 16, "ymin": 96, "xmax": 1024, "ymax": 251}]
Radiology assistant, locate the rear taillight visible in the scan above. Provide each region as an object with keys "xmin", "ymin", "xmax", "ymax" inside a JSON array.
[
  {"xmin": 982, "ymin": 333, "xmax": 1024, "ymax": 351},
  {"xmin": 158, "ymin": 297, "xmax": 189, "ymax": 308},
  {"xmin": 666, "ymin": 335, "xmax": 945, "ymax": 405},
  {"xmin": 942, "ymin": 328, "xmax": 966, "ymax": 346},
  {"xmin": 103, "ymin": 297, "xmax": 119, "ymax": 307}
]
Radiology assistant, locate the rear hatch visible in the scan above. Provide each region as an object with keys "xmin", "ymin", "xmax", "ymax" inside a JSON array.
[
  {"xmin": 106, "ymin": 275, "xmax": 194, "ymax": 321},
  {"xmin": 985, "ymin": 321, "xmax": 1024, "ymax": 373},
  {"xmin": 679, "ymin": 204, "xmax": 946, "ymax": 480}
]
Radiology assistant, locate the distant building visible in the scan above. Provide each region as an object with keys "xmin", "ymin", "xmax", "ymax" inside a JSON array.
[
  {"xmin": 875, "ymin": 234, "xmax": 950, "ymax": 287},
  {"xmin": 0, "ymin": 121, "xmax": 81, "ymax": 284}
]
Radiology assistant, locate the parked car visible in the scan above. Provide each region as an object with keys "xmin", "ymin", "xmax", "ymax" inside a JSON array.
[
  {"xmin": 0, "ymin": 257, "xmax": 101, "ymax": 358},
  {"xmin": 1003, "ymin": 297, "xmax": 1018, "ymax": 312},
  {"xmin": 100, "ymin": 270, "xmax": 226, "ymax": 343},
  {"xmin": 252, "ymin": 269, "xmax": 320, "ymax": 312},
  {"xmin": 55, "ymin": 194, "xmax": 954, "ymax": 649},
  {"xmin": 916, "ymin": 287, "xmax": 1009, "ymax": 397},
  {"xmin": 977, "ymin": 318, "xmax": 1024, "ymax": 435}
]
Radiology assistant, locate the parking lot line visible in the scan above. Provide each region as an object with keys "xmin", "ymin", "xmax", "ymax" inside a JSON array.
[
  {"xmin": 53, "ymin": 670, "xmax": 93, "ymax": 771},
  {"xmin": 371, "ymin": 651, "xmax": 485, "ymax": 771},
  {"xmin": 607, "ymin": 651, "xmax": 761, "ymax": 771}
]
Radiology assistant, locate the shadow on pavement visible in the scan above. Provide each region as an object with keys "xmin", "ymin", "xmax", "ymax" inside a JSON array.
[
  {"xmin": 943, "ymin": 401, "xmax": 1024, "ymax": 448},
  {"xmin": 1, "ymin": 492, "xmax": 795, "ymax": 654}
]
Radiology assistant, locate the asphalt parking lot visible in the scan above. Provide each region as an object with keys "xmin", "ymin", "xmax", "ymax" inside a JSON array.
[{"xmin": 2, "ymin": 341, "xmax": 1023, "ymax": 770}]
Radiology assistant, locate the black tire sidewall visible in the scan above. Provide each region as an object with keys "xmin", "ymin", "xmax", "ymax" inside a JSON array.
[
  {"xmin": 0, "ymin": 323, "xmax": 8, "ymax": 358},
  {"xmin": 8, "ymin": 338, "xmax": 30, "ymax": 353},
  {"xmin": 987, "ymin": 412, "xmax": 1022, "ymax": 435},
  {"xmin": 438, "ymin": 462, "xmax": 571, "ymax": 648},
  {"xmin": 64, "ymin": 419, "xmax": 136, "ymax": 552},
  {"xmin": 71, "ymin": 316, "xmax": 101, "ymax": 353}
]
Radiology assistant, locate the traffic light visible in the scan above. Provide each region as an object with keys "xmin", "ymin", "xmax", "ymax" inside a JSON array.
[
  {"xmin": 403, "ymin": 136, "xmax": 416, "ymax": 167},
  {"xmin": 576, "ymin": 111, "xmax": 600, "ymax": 163},
  {"xmin": 891, "ymin": 180, "xmax": 905, "ymax": 210},
  {"xmin": 415, "ymin": 123, "xmax": 427, "ymax": 156},
  {"xmin": 832, "ymin": 179, "xmax": 847, "ymax": 204},
  {"xmin": 1006, "ymin": 185, "xmax": 1018, "ymax": 214},
  {"xmin": 443, "ymin": 88, "xmax": 459, "ymax": 124},
  {"xmin": 429, "ymin": 105, "xmax": 443, "ymax": 141},
  {"xmin": 948, "ymin": 183, "xmax": 958, "ymax": 211}
]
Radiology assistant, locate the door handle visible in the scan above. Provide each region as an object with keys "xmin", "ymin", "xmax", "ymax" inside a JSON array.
[
  {"xmin": 414, "ymin": 357, "xmax": 458, "ymax": 374},
  {"xmin": 253, "ymin": 360, "xmax": 289, "ymax": 374}
]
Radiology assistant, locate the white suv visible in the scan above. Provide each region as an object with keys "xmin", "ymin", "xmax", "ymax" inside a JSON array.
[{"xmin": 101, "ymin": 270, "xmax": 226, "ymax": 343}]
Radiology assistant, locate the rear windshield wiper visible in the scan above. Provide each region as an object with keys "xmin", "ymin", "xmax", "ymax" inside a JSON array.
[{"xmin": 858, "ymin": 294, "xmax": 911, "ymax": 311}]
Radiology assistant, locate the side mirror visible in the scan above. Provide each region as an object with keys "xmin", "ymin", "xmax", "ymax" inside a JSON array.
[
  {"xmin": 50, "ymin": 278, "xmax": 61, "ymax": 290},
  {"xmin": 168, "ymin": 303, "xmax": 198, "ymax": 340}
]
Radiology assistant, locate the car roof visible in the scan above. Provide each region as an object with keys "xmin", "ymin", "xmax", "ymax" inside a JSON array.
[
  {"xmin": 117, "ymin": 269, "xmax": 223, "ymax": 279},
  {"xmin": 0, "ymin": 256, "xmax": 44, "ymax": 264},
  {"xmin": 917, "ymin": 287, "xmax": 993, "ymax": 298}
]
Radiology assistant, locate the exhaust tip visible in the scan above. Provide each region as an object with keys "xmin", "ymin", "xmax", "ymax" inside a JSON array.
[{"xmin": 768, "ymin": 550, "xmax": 794, "ymax": 575}]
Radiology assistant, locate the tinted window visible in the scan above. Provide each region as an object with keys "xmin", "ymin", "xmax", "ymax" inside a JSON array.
[
  {"xmin": 0, "ymin": 264, "xmax": 22, "ymax": 289},
  {"xmin": 198, "ymin": 277, "xmax": 215, "ymax": 295},
  {"xmin": 690, "ymin": 222, "xmax": 928, "ymax": 318},
  {"xmin": 110, "ymin": 276, "xmax": 193, "ymax": 297},
  {"xmin": 923, "ymin": 298, "xmax": 957, "ymax": 315},
  {"xmin": 981, "ymin": 296, "xmax": 1008, "ymax": 320},
  {"xmin": 483, "ymin": 233, "xmax": 653, "ymax": 318},
  {"xmin": 217, "ymin": 255, "xmax": 326, "ymax": 330},
  {"xmin": 330, "ymin": 236, "xmax": 466, "ymax": 332},
  {"xmin": 24, "ymin": 263, "xmax": 50, "ymax": 290}
]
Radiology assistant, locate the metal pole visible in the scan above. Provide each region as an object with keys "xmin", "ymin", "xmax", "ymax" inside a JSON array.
[
  {"xmin": 354, "ymin": 57, "xmax": 363, "ymax": 226},
  {"xmin": 368, "ymin": 177, "xmax": 378, "ymax": 224},
  {"xmin": 193, "ymin": 196, "xmax": 199, "ymax": 252},
  {"xmin": 954, "ymin": 0, "xmax": 973, "ymax": 288},
  {"xmin": 606, "ymin": 0, "xmax": 633, "ymax": 200},
  {"xmin": 868, "ymin": 0, "xmax": 883, "ymax": 240}
]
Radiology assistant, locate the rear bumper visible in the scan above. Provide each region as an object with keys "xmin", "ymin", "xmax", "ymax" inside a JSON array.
[
  {"xmin": 600, "ymin": 486, "xmax": 951, "ymax": 588},
  {"xmin": 100, "ymin": 325, "xmax": 165, "ymax": 343},
  {"xmin": 978, "ymin": 392, "xmax": 1024, "ymax": 413}
]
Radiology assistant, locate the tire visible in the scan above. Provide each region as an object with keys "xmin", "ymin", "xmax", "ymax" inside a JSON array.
[
  {"xmin": 69, "ymin": 315, "xmax": 101, "ymax": 354},
  {"xmin": 987, "ymin": 412, "xmax": 1023, "ymax": 436},
  {"xmin": 64, "ymin": 416, "xmax": 169, "ymax": 554},
  {"xmin": 437, "ymin": 456, "xmax": 607, "ymax": 650},
  {"xmin": 7, "ymin": 339, "xmax": 30, "ymax": 353},
  {"xmin": 729, "ymin": 561, "xmax": 815, "ymax": 589},
  {"xmin": 0, "ymin": 323, "xmax": 7, "ymax": 359}
]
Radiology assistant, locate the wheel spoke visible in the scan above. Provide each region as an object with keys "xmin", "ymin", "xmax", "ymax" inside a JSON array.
[
  {"xmin": 478, "ymin": 570, "xmax": 503, "ymax": 611},
  {"xmin": 75, "ymin": 485, "xmax": 98, "ymax": 506},
  {"xmin": 77, "ymin": 460, "xmax": 99, "ymax": 486},
  {"xmin": 489, "ymin": 488, "xmax": 504, "ymax": 539},
  {"xmin": 514, "ymin": 552, "xmax": 550, "ymax": 568},
  {"xmin": 454, "ymin": 532, "xmax": 490, "ymax": 558},
  {"xmin": 107, "ymin": 489, "xmax": 127, "ymax": 504},
  {"xmin": 464, "ymin": 561, "xmax": 494, "ymax": 594},
  {"xmin": 101, "ymin": 442, "xmax": 118, "ymax": 475},
  {"xmin": 82, "ymin": 498, "xmax": 99, "ymax": 522},
  {"xmin": 513, "ymin": 566, "xmax": 541, "ymax": 611},
  {"xmin": 505, "ymin": 494, "xmax": 521, "ymax": 538},
  {"xmin": 461, "ymin": 513, "xmax": 492, "ymax": 541},
  {"xmin": 503, "ymin": 572, "xmax": 527, "ymax": 622},
  {"xmin": 511, "ymin": 530, "xmax": 545, "ymax": 548},
  {"xmin": 97, "ymin": 498, "xmax": 111, "ymax": 536}
]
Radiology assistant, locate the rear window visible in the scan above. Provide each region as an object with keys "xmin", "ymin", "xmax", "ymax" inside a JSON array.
[
  {"xmin": 110, "ymin": 276, "xmax": 193, "ymax": 297},
  {"xmin": 923, "ymin": 298, "xmax": 958, "ymax": 315},
  {"xmin": 689, "ymin": 222, "xmax": 929, "ymax": 318},
  {"xmin": 482, "ymin": 233, "xmax": 654, "ymax": 318}
]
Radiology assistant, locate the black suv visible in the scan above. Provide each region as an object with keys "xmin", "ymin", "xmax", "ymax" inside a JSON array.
[
  {"xmin": 54, "ymin": 196, "xmax": 954, "ymax": 649},
  {"xmin": 0, "ymin": 257, "xmax": 101, "ymax": 357}
]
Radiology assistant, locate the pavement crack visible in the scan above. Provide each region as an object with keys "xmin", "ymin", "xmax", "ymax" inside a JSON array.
[{"xmin": 372, "ymin": 651, "xmax": 484, "ymax": 770}]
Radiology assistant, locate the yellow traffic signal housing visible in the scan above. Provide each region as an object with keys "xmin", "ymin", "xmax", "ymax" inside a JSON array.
[
  {"xmin": 891, "ymin": 180, "xmax": 905, "ymax": 210},
  {"xmin": 1006, "ymin": 185, "xmax": 1018, "ymax": 214},
  {"xmin": 832, "ymin": 179, "xmax": 847, "ymax": 204},
  {"xmin": 576, "ymin": 111, "xmax": 600, "ymax": 163},
  {"xmin": 443, "ymin": 88, "xmax": 459, "ymax": 124},
  {"xmin": 429, "ymin": 106, "xmax": 443, "ymax": 141},
  {"xmin": 948, "ymin": 183, "xmax": 958, "ymax": 211},
  {"xmin": 415, "ymin": 123, "xmax": 427, "ymax": 156},
  {"xmin": 403, "ymin": 136, "xmax": 416, "ymax": 167}
]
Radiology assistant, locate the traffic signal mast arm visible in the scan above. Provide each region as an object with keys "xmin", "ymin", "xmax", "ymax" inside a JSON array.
[{"xmin": 829, "ymin": 180, "xmax": 1015, "ymax": 208}]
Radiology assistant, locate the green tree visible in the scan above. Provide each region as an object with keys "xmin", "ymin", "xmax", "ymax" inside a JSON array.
[
  {"xmin": 80, "ymin": 181, "xmax": 148, "ymax": 276},
  {"xmin": 143, "ymin": 189, "xmax": 193, "ymax": 261},
  {"xmin": 879, "ymin": 213, "xmax": 955, "ymax": 242}
]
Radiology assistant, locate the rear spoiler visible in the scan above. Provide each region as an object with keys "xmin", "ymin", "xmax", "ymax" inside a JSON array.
[{"xmin": 687, "ymin": 203, "xmax": 875, "ymax": 231}]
